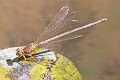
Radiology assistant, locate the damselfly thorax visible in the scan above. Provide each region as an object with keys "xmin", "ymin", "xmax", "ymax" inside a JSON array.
[{"xmin": 16, "ymin": 6, "xmax": 107, "ymax": 61}]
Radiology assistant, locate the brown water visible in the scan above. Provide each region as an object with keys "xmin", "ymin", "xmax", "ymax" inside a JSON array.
[{"xmin": 0, "ymin": 0, "xmax": 120, "ymax": 80}]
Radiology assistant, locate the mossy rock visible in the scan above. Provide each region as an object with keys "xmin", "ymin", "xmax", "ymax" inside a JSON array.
[
  {"xmin": 0, "ymin": 47, "xmax": 82, "ymax": 80},
  {"xmin": 0, "ymin": 65, "xmax": 11, "ymax": 80}
]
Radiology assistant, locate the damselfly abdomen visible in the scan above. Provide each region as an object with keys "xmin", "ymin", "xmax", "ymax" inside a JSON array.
[{"xmin": 16, "ymin": 6, "xmax": 107, "ymax": 61}]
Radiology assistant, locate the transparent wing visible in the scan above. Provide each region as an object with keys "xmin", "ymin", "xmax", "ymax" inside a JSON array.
[
  {"xmin": 40, "ymin": 34, "xmax": 84, "ymax": 54},
  {"xmin": 35, "ymin": 6, "xmax": 69, "ymax": 43},
  {"xmin": 48, "ymin": 35, "xmax": 84, "ymax": 44},
  {"xmin": 37, "ymin": 12, "xmax": 79, "ymax": 42}
]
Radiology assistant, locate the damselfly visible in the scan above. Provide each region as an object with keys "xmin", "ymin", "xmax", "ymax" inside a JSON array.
[{"xmin": 16, "ymin": 6, "xmax": 107, "ymax": 61}]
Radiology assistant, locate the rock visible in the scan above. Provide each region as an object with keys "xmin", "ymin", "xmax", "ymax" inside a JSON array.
[{"xmin": 0, "ymin": 47, "xmax": 82, "ymax": 80}]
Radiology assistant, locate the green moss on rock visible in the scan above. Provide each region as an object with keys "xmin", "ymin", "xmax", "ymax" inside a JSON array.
[
  {"xmin": 0, "ymin": 47, "xmax": 82, "ymax": 80},
  {"xmin": 29, "ymin": 54, "xmax": 82, "ymax": 80},
  {"xmin": 0, "ymin": 65, "xmax": 10, "ymax": 80}
]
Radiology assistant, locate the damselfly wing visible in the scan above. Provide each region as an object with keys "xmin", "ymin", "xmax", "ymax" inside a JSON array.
[{"xmin": 16, "ymin": 6, "xmax": 107, "ymax": 61}]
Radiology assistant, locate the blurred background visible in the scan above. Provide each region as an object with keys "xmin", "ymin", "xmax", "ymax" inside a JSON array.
[{"xmin": 0, "ymin": 0, "xmax": 119, "ymax": 80}]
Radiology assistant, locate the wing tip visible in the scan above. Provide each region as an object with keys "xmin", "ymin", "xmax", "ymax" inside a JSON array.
[
  {"xmin": 102, "ymin": 18, "xmax": 107, "ymax": 22},
  {"xmin": 61, "ymin": 6, "xmax": 69, "ymax": 11}
]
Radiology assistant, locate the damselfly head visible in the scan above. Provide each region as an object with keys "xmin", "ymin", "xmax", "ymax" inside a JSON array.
[
  {"xmin": 16, "ymin": 48, "xmax": 22, "ymax": 54},
  {"xmin": 16, "ymin": 48, "xmax": 23, "ymax": 57}
]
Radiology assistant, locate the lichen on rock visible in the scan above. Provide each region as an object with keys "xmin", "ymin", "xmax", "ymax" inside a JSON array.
[{"xmin": 0, "ymin": 47, "xmax": 82, "ymax": 80}]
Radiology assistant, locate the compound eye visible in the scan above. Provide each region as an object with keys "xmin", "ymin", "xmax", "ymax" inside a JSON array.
[
  {"xmin": 16, "ymin": 48, "xmax": 23, "ymax": 54},
  {"xmin": 16, "ymin": 49, "xmax": 19, "ymax": 52}
]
